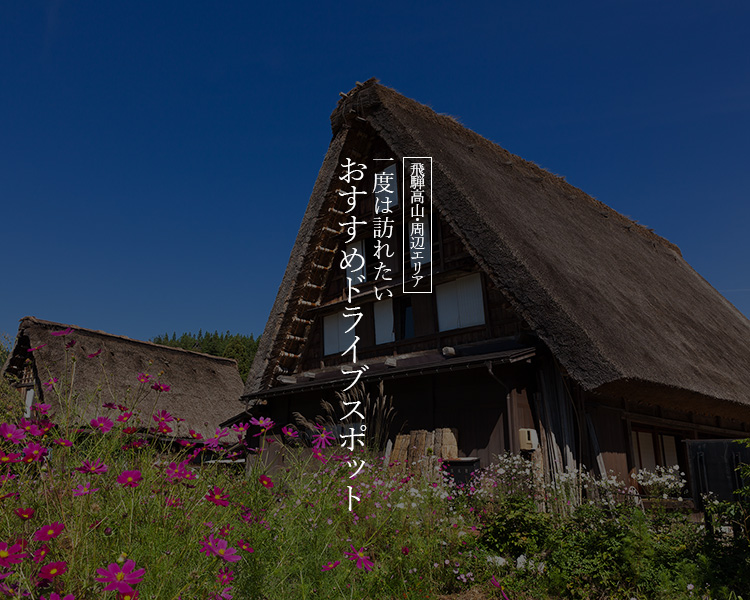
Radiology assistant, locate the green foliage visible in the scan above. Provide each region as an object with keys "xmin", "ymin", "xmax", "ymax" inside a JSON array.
[
  {"xmin": 479, "ymin": 496, "xmax": 552, "ymax": 558},
  {"xmin": 151, "ymin": 330, "xmax": 259, "ymax": 380},
  {"xmin": 0, "ymin": 332, "xmax": 10, "ymax": 367}
]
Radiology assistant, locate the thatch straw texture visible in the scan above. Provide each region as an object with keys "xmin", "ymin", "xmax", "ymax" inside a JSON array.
[{"xmin": 3, "ymin": 316, "xmax": 244, "ymax": 438}]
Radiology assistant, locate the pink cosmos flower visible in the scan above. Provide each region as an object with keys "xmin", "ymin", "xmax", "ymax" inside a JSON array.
[
  {"xmin": 0, "ymin": 423, "xmax": 26, "ymax": 444},
  {"xmin": 14, "ymin": 507, "xmax": 34, "ymax": 520},
  {"xmin": 117, "ymin": 412, "xmax": 133, "ymax": 423},
  {"xmin": 90, "ymin": 417, "xmax": 114, "ymax": 433},
  {"xmin": 123, "ymin": 427, "xmax": 138, "ymax": 435},
  {"xmin": 311, "ymin": 449, "xmax": 328, "ymax": 464},
  {"xmin": 258, "ymin": 475, "xmax": 274, "ymax": 489},
  {"xmin": 203, "ymin": 437, "xmax": 220, "ymax": 450},
  {"xmin": 237, "ymin": 539, "xmax": 253, "ymax": 553},
  {"xmin": 166, "ymin": 497, "xmax": 183, "ymax": 507},
  {"xmin": 74, "ymin": 482, "xmax": 99, "ymax": 496},
  {"xmin": 117, "ymin": 470, "xmax": 142, "ymax": 488},
  {"xmin": 137, "ymin": 372, "xmax": 150, "ymax": 383},
  {"xmin": 153, "ymin": 423, "xmax": 173, "ymax": 435},
  {"xmin": 343, "ymin": 545, "xmax": 374, "ymax": 571},
  {"xmin": 54, "ymin": 438, "xmax": 72, "ymax": 446},
  {"xmin": 43, "ymin": 378, "xmax": 58, "ymax": 391},
  {"xmin": 95, "ymin": 559, "xmax": 145, "ymax": 593},
  {"xmin": 151, "ymin": 382, "xmax": 170, "ymax": 392},
  {"xmin": 152, "ymin": 410, "xmax": 174, "ymax": 423},
  {"xmin": 217, "ymin": 568, "xmax": 234, "ymax": 583},
  {"xmin": 65, "ymin": 339, "xmax": 76, "ymax": 349},
  {"xmin": 189, "ymin": 429, "xmax": 203, "ymax": 440},
  {"xmin": 119, "ymin": 592, "xmax": 139, "ymax": 600},
  {"xmin": 50, "ymin": 327, "xmax": 74, "ymax": 336},
  {"xmin": 401, "ymin": 546, "xmax": 409, "ymax": 555},
  {"xmin": 213, "ymin": 427, "xmax": 230, "ymax": 439},
  {"xmin": 33, "ymin": 545, "xmax": 50, "ymax": 563},
  {"xmin": 33, "ymin": 522, "xmax": 64, "ymax": 542},
  {"xmin": 321, "ymin": 561, "xmax": 340, "ymax": 571},
  {"xmin": 39, "ymin": 420, "xmax": 54, "ymax": 434},
  {"xmin": 102, "ymin": 402, "xmax": 118, "ymax": 410},
  {"xmin": 200, "ymin": 535, "xmax": 241, "ymax": 563},
  {"xmin": 250, "ymin": 417, "xmax": 275, "ymax": 437},
  {"xmin": 76, "ymin": 459, "xmax": 108, "ymax": 475},
  {"xmin": 0, "ymin": 450, "xmax": 21, "ymax": 464},
  {"xmin": 281, "ymin": 426, "xmax": 299, "ymax": 438},
  {"xmin": 0, "ymin": 541, "xmax": 27, "ymax": 567},
  {"xmin": 311, "ymin": 429, "xmax": 335, "ymax": 449},
  {"xmin": 205, "ymin": 486, "xmax": 229, "ymax": 507},
  {"xmin": 23, "ymin": 442, "xmax": 47, "ymax": 461},
  {"xmin": 39, "ymin": 560, "xmax": 68, "ymax": 579},
  {"xmin": 28, "ymin": 343, "xmax": 47, "ymax": 352},
  {"xmin": 32, "ymin": 403, "xmax": 52, "ymax": 415},
  {"xmin": 87, "ymin": 348, "xmax": 103, "ymax": 358}
]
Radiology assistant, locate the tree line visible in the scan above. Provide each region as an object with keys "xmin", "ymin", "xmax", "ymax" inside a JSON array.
[{"xmin": 151, "ymin": 330, "xmax": 259, "ymax": 380}]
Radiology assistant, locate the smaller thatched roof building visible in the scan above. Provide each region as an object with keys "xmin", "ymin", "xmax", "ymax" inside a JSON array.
[{"xmin": 2, "ymin": 316, "xmax": 244, "ymax": 439}]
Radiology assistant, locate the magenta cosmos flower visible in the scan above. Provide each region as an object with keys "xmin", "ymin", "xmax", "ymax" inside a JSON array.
[
  {"xmin": 117, "ymin": 470, "xmax": 142, "ymax": 488},
  {"xmin": 33, "ymin": 545, "xmax": 50, "ymax": 563},
  {"xmin": 34, "ymin": 522, "xmax": 65, "ymax": 542},
  {"xmin": 0, "ymin": 450, "xmax": 21, "ymax": 464},
  {"xmin": 87, "ymin": 349, "xmax": 103, "ymax": 358},
  {"xmin": 39, "ymin": 560, "xmax": 68, "ymax": 579},
  {"xmin": 152, "ymin": 410, "xmax": 173, "ymax": 423},
  {"xmin": 76, "ymin": 458, "xmax": 108, "ymax": 475},
  {"xmin": 281, "ymin": 425, "xmax": 298, "ymax": 438},
  {"xmin": 14, "ymin": 507, "xmax": 34, "ymax": 520},
  {"xmin": 151, "ymin": 382, "xmax": 170, "ymax": 392},
  {"xmin": 43, "ymin": 378, "xmax": 58, "ymax": 391},
  {"xmin": 205, "ymin": 486, "xmax": 229, "ymax": 507},
  {"xmin": 95, "ymin": 559, "xmax": 145, "ymax": 593},
  {"xmin": 74, "ymin": 482, "xmax": 99, "ymax": 496},
  {"xmin": 237, "ymin": 539, "xmax": 253, "ymax": 553},
  {"xmin": 343, "ymin": 545, "xmax": 374, "ymax": 571},
  {"xmin": 258, "ymin": 475, "xmax": 274, "ymax": 489},
  {"xmin": 0, "ymin": 423, "xmax": 26, "ymax": 444},
  {"xmin": 137, "ymin": 372, "xmax": 150, "ymax": 383},
  {"xmin": 321, "ymin": 561, "xmax": 340, "ymax": 571},
  {"xmin": 90, "ymin": 416, "xmax": 114, "ymax": 433},
  {"xmin": 312, "ymin": 429, "xmax": 336, "ymax": 449},
  {"xmin": 23, "ymin": 442, "xmax": 47, "ymax": 461},
  {"xmin": 0, "ymin": 541, "xmax": 27, "ymax": 567},
  {"xmin": 200, "ymin": 535, "xmax": 241, "ymax": 563}
]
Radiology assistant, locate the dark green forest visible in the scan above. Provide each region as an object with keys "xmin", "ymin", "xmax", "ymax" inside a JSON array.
[{"xmin": 151, "ymin": 330, "xmax": 259, "ymax": 380}]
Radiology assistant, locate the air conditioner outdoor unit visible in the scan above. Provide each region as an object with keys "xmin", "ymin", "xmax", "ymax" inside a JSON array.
[{"xmin": 519, "ymin": 428, "xmax": 539, "ymax": 451}]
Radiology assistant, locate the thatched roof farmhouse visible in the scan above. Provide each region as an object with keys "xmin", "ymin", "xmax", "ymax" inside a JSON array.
[
  {"xmin": 231, "ymin": 79, "xmax": 750, "ymax": 483},
  {"xmin": 2, "ymin": 316, "xmax": 244, "ymax": 439}
]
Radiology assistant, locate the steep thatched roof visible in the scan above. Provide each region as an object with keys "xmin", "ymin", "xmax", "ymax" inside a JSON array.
[
  {"xmin": 244, "ymin": 79, "xmax": 750, "ymax": 417},
  {"xmin": 2, "ymin": 316, "xmax": 244, "ymax": 438}
]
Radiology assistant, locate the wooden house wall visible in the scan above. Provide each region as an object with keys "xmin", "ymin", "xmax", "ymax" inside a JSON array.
[{"xmin": 586, "ymin": 403, "xmax": 630, "ymax": 482}]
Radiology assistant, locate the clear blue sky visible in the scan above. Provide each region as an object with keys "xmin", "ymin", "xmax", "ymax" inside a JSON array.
[{"xmin": 2, "ymin": 1, "xmax": 749, "ymax": 347}]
